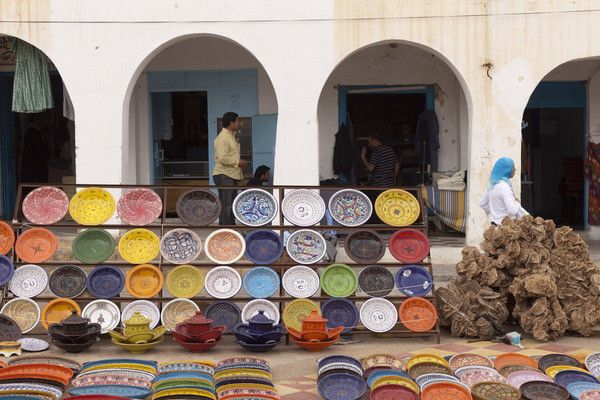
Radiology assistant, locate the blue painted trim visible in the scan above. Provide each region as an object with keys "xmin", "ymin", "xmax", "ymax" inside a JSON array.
[
  {"xmin": 527, "ymin": 81, "xmax": 587, "ymax": 108},
  {"xmin": 337, "ymin": 86, "xmax": 348, "ymax": 127},
  {"xmin": 426, "ymin": 85, "xmax": 435, "ymax": 110}
]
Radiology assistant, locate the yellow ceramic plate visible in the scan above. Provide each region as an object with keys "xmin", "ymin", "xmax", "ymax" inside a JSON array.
[
  {"xmin": 159, "ymin": 359, "xmax": 216, "ymax": 368},
  {"xmin": 118, "ymin": 228, "xmax": 160, "ymax": 264},
  {"xmin": 282, "ymin": 298, "xmax": 320, "ymax": 332},
  {"xmin": 125, "ymin": 264, "xmax": 164, "ymax": 298},
  {"xmin": 41, "ymin": 298, "xmax": 81, "ymax": 330},
  {"xmin": 81, "ymin": 363, "xmax": 157, "ymax": 374},
  {"xmin": 214, "ymin": 367, "xmax": 273, "ymax": 381},
  {"xmin": 111, "ymin": 337, "xmax": 163, "ymax": 354},
  {"xmin": 216, "ymin": 383, "xmax": 274, "ymax": 394},
  {"xmin": 374, "ymin": 189, "xmax": 420, "ymax": 227},
  {"xmin": 166, "ymin": 265, "xmax": 204, "ymax": 298},
  {"xmin": 372, "ymin": 377, "xmax": 420, "ymax": 393},
  {"xmin": 161, "ymin": 298, "xmax": 200, "ymax": 332},
  {"xmin": 69, "ymin": 187, "xmax": 116, "ymax": 225},
  {"xmin": 545, "ymin": 365, "xmax": 593, "ymax": 379},
  {"xmin": 406, "ymin": 353, "xmax": 449, "ymax": 369},
  {"xmin": 152, "ymin": 388, "xmax": 216, "ymax": 400}
]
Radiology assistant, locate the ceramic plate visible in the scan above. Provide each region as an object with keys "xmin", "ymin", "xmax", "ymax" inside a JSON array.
[
  {"xmin": 395, "ymin": 265, "xmax": 432, "ymax": 297},
  {"xmin": 125, "ymin": 264, "xmax": 163, "ymax": 298},
  {"xmin": 282, "ymin": 265, "xmax": 320, "ymax": 298},
  {"xmin": 0, "ymin": 314, "xmax": 22, "ymax": 341},
  {"xmin": 87, "ymin": 265, "xmax": 125, "ymax": 299},
  {"xmin": 15, "ymin": 228, "xmax": 58, "ymax": 264},
  {"xmin": 166, "ymin": 265, "xmax": 204, "ymax": 298},
  {"xmin": 233, "ymin": 189, "xmax": 278, "ymax": 226},
  {"xmin": 9, "ymin": 264, "xmax": 48, "ymax": 298},
  {"xmin": 17, "ymin": 337, "xmax": 49, "ymax": 352},
  {"xmin": 161, "ymin": 298, "xmax": 200, "ymax": 332},
  {"xmin": 344, "ymin": 230, "xmax": 385, "ymax": 264},
  {"xmin": 358, "ymin": 265, "xmax": 395, "ymax": 297},
  {"xmin": 205, "ymin": 266, "xmax": 242, "ymax": 299},
  {"xmin": 41, "ymin": 297, "xmax": 81, "ymax": 330},
  {"xmin": 205, "ymin": 301, "xmax": 241, "ymax": 332},
  {"xmin": 568, "ymin": 383, "xmax": 600, "ymax": 400},
  {"xmin": 0, "ymin": 383, "xmax": 62, "ymax": 399},
  {"xmin": 118, "ymin": 229, "xmax": 160, "ymax": 264},
  {"xmin": 0, "ymin": 255, "xmax": 14, "ymax": 288},
  {"xmin": 282, "ymin": 298, "xmax": 320, "ymax": 331},
  {"xmin": 204, "ymin": 229, "xmax": 245, "ymax": 264},
  {"xmin": 399, "ymin": 297, "xmax": 437, "ymax": 332},
  {"xmin": 321, "ymin": 298, "xmax": 359, "ymax": 333},
  {"xmin": 281, "ymin": 189, "xmax": 326, "ymax": 226},
  {"xmin": 244, "ymin": 230, "xmax": 283, "ymax": 265},
  {"xmin": 1, "ymin": 297, "xmax": 40, "ymax": 333},
  {"xmin": 321, "ymin": 263, "xmax": 358, "ymax": 298},
  {"xmin": 317, "ymin": 372, "xmax": 367, "ymax": 400},
  {"xmin": 117, "ymin": 188, "xmax": 162, "ymax": 226},
  {"xmin": 507, "ymin": 370, "xmax": 553, "ymax": 389},
  {"xmin": 176, "ymin": 189, "xmax": 221, "ymax": 226},
  {"xmin": 389, "ymin": 228, "xmax": 430, "ymax": 263},
  {"xmin": 121, "ymin": 300, "xmax": 160, "ymax": 329},
  {"xmin": 539, "ymin": 354, "xmax": 581, "ymax": 372},
  {"xmin": 359, "ymin": 298, "xmax": 398, "ymax": 333},
  {"xmin": 68, "ymin": 385, "xmax": 152, "ymax": 399},
  {"xmin": 0, "ymin": 221, "xmax": 15, "ymax": 255},
  {"xmin": 449, "ymin": 353, "xmax": 494, "ymax": 371},
  {"xmin": 82, "ymin": 299, "xmax": 121, "ymax": 333},
  {"xmin": 160, "ymin": 228, "xmax": 202, "ymax": 265},
  {"xmin": 48, "ymin": 265, "xmax": 87, "ymax": 298},
  {"xmin": 8, "ymin": 355, "xmax": 81, "ymax": 371},
  {"xmin": 22, "ymin": 186, "xmax": 69, "ymax": 225},
  {"xmin": 241, "ymin": 299, "xmax": 280, "ymax": 324},
  {"xmin": 242, "ymin": 267, "xmax": 280, "ymax": 299},
  {"xmin": 585, "ymin": 352, "xmax": 600, "ymax": 371},
  {"xmin": 375, "ymin": 189, "xmax": 420, "ymax": 227},
  {"xmin": 69, "ymin": 187, "xmax": 116, "ymax": 225},
  {"xmin": 328, "ymin": 189, "xmax": 372, "ymax": 226},
  {"xmin": 286, "ymin": 229, "xmax": 326, "ymax": 265},
  {"xmin": 72, "ymin": 228, "xmax": 115, "ymax": 264}
]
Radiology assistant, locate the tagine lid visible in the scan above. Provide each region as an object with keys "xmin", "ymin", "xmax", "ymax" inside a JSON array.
[
  {"xmin": 302, "ymin": 310, "xmax": 328, "ymax": 324},
  {"xmin": 185, "ymin": 310, "xmax": 213, "ymax": 326},
  {"xmin": 248, "ymin": 310, "xmax": 275, "ymax": 326},
  {"xmin": 61, "ymin": 310, "xmax": 90, "ymax": 327},
  {"xmin": 124, "ymin": 311, "xmax": 152, "ymax": 326}
]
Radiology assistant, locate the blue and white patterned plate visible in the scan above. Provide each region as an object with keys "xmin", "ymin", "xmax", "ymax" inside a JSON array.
[
  {"xmin": 567, "ymin": 382, "xmax": 600, "ymax": 399},
  {"xmin": 243, "ymin": 267, "xmax": 280, "ymax": 299},
  {"xmin": 286, "ymin": 229, "xmax": 326, "ymax": 265},
  {"xmin": 69, "ymin": 384, "xmax": 152, "ymax": 399},
  {"xmin": 158, "ymin": 362, "xmax": 214, "ymax": 375},
  {"xmin": 328, "ymin": 189, "xmax": 372, "ymax": 227},
  {"xmin": 395, "ymin": 265, "xmax": 433, "ymax": 297},
  {"xmin": 0, "ymin": 383, "xmax": 62, "ymax": 399},
  {"xmin": 160, "ymin": 228, "xmax": 202, "ymax": 264},
  {"xmin": 233, "ymin": 189, "xmax": 278, "ymax": 226},
  {"xmin": 282, "ymin": 189, "xmax": 326, "ymax": 226}
]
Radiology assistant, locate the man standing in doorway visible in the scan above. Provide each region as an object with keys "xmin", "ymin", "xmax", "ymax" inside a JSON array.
[{"xmin": 213, "ymin": 112, "xmax": 247, "ymax": 225}]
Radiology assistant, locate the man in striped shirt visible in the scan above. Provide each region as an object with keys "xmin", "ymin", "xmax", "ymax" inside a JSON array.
[{"xmin": 360, "ymin": 133, "xmax": 400, "ymax": 187}]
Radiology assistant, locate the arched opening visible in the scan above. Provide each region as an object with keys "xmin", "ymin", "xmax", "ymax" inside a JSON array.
[
  {"xmin": 317, "ymin": 41, "xmax": 471, "ymax": 237},
  {"xmin": 125, "ymin": 35, "xmax": 278, "ymax": 213},
  {"xmin": 0, "ymin": 35, "xmax": 76, "ymax": 219},
  {"xmin": 520, "ymin": 58, "xmax": 600, "ymax": 229}
]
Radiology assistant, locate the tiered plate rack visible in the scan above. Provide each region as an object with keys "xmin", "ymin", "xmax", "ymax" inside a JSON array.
[{"xmin": 2, "ymin": 183, "xmax": 440, "ymax": 344}]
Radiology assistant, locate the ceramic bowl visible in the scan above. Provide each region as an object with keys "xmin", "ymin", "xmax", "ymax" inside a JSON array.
[
  {"xmin": 111, "ymin": 337, "xmax": 163, "ymax": 354},
  {"xmin": 174, "ymin": 338, "xmax": 221, "ymax": 353},
  {"xmin": 235, "ymin": 339, "xmax": 281, "ymax": 353},
  {"xmin": 52, "ymin": 338, "xmax": 98, "ymax": 353}
]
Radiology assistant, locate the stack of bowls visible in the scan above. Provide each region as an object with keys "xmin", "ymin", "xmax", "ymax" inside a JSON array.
[
  {"xmin": 287, "ymin": 310, "xmax": 344, "ymax": 352},
  {"xmin": 67, "ymin": 359, "xmax": 156, "ymax": 399},
  {"xmin": 48, "ymin": 310, "xmax": 101, "ymax": 353},
  {"xmin": 363, "ymin": 355, "xmax": 419, "ymax": 399},
  {"xmin": 234, "ymin": 310, "xmax": 285, "ymax": 352},
  {"xmin": 0, "ymin": 360, "xmax": 74, "ymax": 399},
  {"xmin": 173, "ymin": 311, "xmax": 226, "ymax": 352},
  {"xmin": 152, "ymin": 360, "xmax": 216, "ymax": 400},
  {"xmin": 109, "ymin": 311, "xmax": 165, "ymax": 354},
  {"xmin": 214, "ymin": 357, "xmax": 279, "ymax": 400},
  {"xmin": 317, "ymin": 356, "xmax": 367, "ymax": 400},
  {"xmin": 406, "ymin": 353, "xmax": 453, "ymax": 381},
  {"xmin": 541, "ymin": 352, "xmax": 600, "ymax": 400}
]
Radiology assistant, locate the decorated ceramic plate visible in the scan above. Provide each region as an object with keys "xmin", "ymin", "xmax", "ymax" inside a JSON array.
[
  {"xmin": 48, "ymin": 265, "xmax": 87, "ymax": 298},
  {"xmin": 286, "ymin": 229, "xmax": 326, "ymax": 265},
  {"xmin": 281, "ymin": 189, "xmax": 326, "ymax": 226},
  {"xmin": 449, "ymin": 353, "xmax": 494, "ymax": 371},
  {"xmin": 0, "ymin": 297, "xmax": 40, "ymax": 333},
  {"xmin": 82, "ymin": 299, "xmax": 121, "ymax": 334},
  {"xmin": 328, "ymin": 189, "xmax": 372, "ymax": 226},
  {"xmin": 0, "ymin": 221, "xmax": 15, "ymax": 255},
  {"xmin": 166, "ymin": 265, "xmax": 204, "ymax": 298},
  {"xmin": 117, "ymin": 188, "xmax": 162, "ymax": 226},
  {"xmin": 567, "ymin": 382, "xmax": 600, "ymax": 400},
  {"xmin": 125, "ymin": 264, "xmax": 163, "ymax": 298},
  {"xmin": 585, "ymin": 352, "xmax": 600, "ymax": 371},
  {"xmin": 282, "ymin": 265, "xmax": 320, "ymax": 298},
  {"xmin": 15, "ymin": 228, "xmax": 58, "ymax": 264},
  {"xmin": 8, "ymin": 355, "xmax": 81, "ymax": 371},
  {"xmin": 242, "ymin": 267, "xmax": 280, "ymax": 299},
  {"xmin": 22, "ymin": 186, "xmax": 69, "ymax": 225},
  {"xmin": 9, "ymin": 264, "xmax": 48, "ymax": 298},
  {"xmin": 176, "ymin": 189, "xmax": 221, "ymax": 226},
  {"xmin": 118, "ymin": 229, "xmax": 160, "ymax": 264},
  {"xmin": 0, "ymin": 383, "xmax": 62, "ymax": 399},
  {"xmin": 69, "ymin": 187, "xmax": 116, "ymax": 225},
  {"xmin": 161, "ymin": 298, "xmax": 200, "ymax": 332},
  {"xmin": 321, "ymin": 264, "xmax": 358, "ymax": 297},
  {"xmin": 389, "ymin": 228, "xmax": 430, "ymax": 263},
  {"xmin": 205, "ymin": 301, "xmax": 241, "ymax": 332},
  {"xmin": 420, "ymin": 382, "xmax": 472, "ymax": 400},
  {"xmin": 244, "ymin": 230, "xmax": 283, "ymax": 265},
  {"xmin": 205, "ymin": 266, "xmax": 242, "ymax": 299},
  {"xmin": 241, "ymin": 299, "xmax": 280, "ymax": 324},
  {"xmin": 540, "ymin": 354, "xmax": 581, "ymax": 372},
  {"xmin": 18, "ymin": 337, "xmax": 49, "ymax": 352},
  {"xmin": 507, "ymin": 370, "xmax": 553, "ymax": 389},
  {"xmin": 160, "ymin": 228, "xmax": 202, "ymax": 265},
  {"xmin": 68, "ymin": 385, "xmax": 152, "ymax": 399},
  {"xmin": 344, "ymin": 230, "xmax": 385, "ymax": 264},
  {"xmin": 41, "ymin": 298, "xmax": 81, "ymax": 330},
  {"xmin": 87, "ymin": 265, "xmax": 125, "ymax": 299},
  {"xmin": 358, "ymin": 265, "xmax": 395, "ymax": 297},
  {"xmin": 395, "ymin": 265, "xmax": 432, "ymax": 297},
  {"xmin": 204, "ymin": 229, "xmax": 245, "ymax": 264},
  {"xmin": 375, "ymin": 189, "xmax": 420, "ymax": 227},
  {"xmin": 318, "ymin": 372, "xmax": 367, "ymax": 400},
  {"xmin": 282, "ymin": 298, "xmax": 320, "ymax": 331},
  {"xmin": 370, "ymin": 385, "xmax": 419, "ymax": 400},
  {"xmin": 232, "ymin": 189, "xmax": 278, "ymax": 226},
  {"xmin": 321, "ymin": 298, "xmax": 359, "ymax": 333},
  {"xmin": 399, "ymin": 297, "xmax": 437, "ymax": 332},
  {"xmin": 121, "ymin": 300, "xmax": 160, "ymax": 329},
  {"xmin": 359, "ymin": 297, "xmax": 398, "ymax": 333},
  {"xmin": 0, "ymin": 314, "xmax": 22, "ymax": 341},
  {"xmin": 0, "ymin": 255, "xmax": 14, "ymax": 288},
  {"xmin": 72, "ymin": 228, "xmax": 115, "ymax": 264},
  {"xmin": 71, "ymin": 373, "xmax": 151, "ymax": 388}
]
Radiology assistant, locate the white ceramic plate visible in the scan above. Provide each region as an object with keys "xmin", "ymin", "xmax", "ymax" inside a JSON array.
[
  {"xmin": 286, "ymin": 229, "xmax": 326, "ymax": 265},
  {"xmin": 9, "ymin": 264, "xmax": 48, "ymax": 298},
  {"xmin": 121, "ymin": 300, "xmax": 160, "ymax": 329},
  {"xmin": 585, "ymin": 352, "xmax": 600, "ymax": 371},
  {"xmin": 359, "ymin": 297, "xmax": 398, "ymax": 333},
  {"xmin": 282, "ymin": 265, "xmax": 320, "ymax": 298},
  {"xmin": 204, "ymin": 266, "xmax": 242, "ymax": 299},
  {"xmin": 82, "ymin": 299, "xmax": 121, "ymax": 333},
  {"xmin": 233, "ymin": 189, "xmax": 278, "ymax": 227},
  {"xmin": 18, "ymin": 337, "xmax": 49, "ymax": 352},
  {"xmin": 160, "ymin": 298, "xmax": 200, "ymax": 332},
  {"xmin": 241, "ymin": 299, "xmax": 280, "ymax": 325},
  {"xmin": 204, "ymin": 229, "xmax": 246, "ymax": 264},
  {"xmin": 282, "ymin": 189, "xmax": 326, "ymax": 227}
]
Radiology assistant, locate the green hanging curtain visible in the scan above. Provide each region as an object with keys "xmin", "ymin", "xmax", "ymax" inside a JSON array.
[{"xmin": 11, "ymin": 38, "xmax": 54, "ymax": 113}]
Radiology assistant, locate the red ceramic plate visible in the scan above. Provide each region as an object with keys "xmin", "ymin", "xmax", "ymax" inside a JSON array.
[
  {"xmin": 389, "ymin": 228, "xmax": 430, "ymax": 263},
  {"xmin": 117, "ymin": 189, "xmax": 162, "ymax": 226},
  {"xmin": 0, "ymin": 221, "xmax": 15, "ymax": 255},
  {"xmin": 15, "ymin": 228, "xmax": 58, "ymax": 263},
  {"xmin": 399, "ymin": 297, "xmax": 437, "ymax": 332},
  {"xmin": 22, "ymin": 186, "xmax": 69, "ymax": 225},
  {"xmin": 370, "ymin": 384, "xmax": 420, "ymax": 400}
]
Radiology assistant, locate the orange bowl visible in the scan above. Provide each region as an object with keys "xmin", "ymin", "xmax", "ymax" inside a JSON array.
[
  {"xmin": 41, "ymin": 298, "xmax": 81, "ymax": 330},
  {"xmin": 15, "ymin": 228, "xmax": 58, "ymax": 263},
  {"xmin": 125, "ymin": 264, "xmax": 164, "ymax": 299},
  {"xmin": 0, "ymin": 221, "xmax": 15, "ymax": 255},
  {"xmin": 290, "ymin": 336, "xmax": 338, "ymax": 352},
  {"xmin": 399, "ymin": 297, "xmax": 437, "ymax": 332}
]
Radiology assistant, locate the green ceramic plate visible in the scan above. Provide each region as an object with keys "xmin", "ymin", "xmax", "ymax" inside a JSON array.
[
  {"xmin": 153, "ymin": 378, "xmax": 215, "ymax": 393},
  {"xmin": 321, "ymin": 264, "xmax": 358, "ymax": 297},
  {"xmin": 73, "ymin": 228, "xmax": 115, "ymax": 264}
]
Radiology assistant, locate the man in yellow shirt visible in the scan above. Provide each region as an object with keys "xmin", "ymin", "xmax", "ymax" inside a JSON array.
[{"xmin": 213, "ymin": 112, "xmax": 247, "ymax": 225}]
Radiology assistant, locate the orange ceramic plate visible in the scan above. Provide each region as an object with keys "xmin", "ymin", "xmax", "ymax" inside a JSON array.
[
  {"xmin": 0, "ymin": 363, "xmax": 73, "ymax": 386},
  {"xmin": 0, "ymin": 221, "xmax": 15, "ymax": 255},
  {"xmin": 15, "ymin": 228, "xmax": 58, "ymax": 263},
  {"xmin": 421, "ymin": 382, "xmax": 473, "ymax": 400},
  {"xmin": 41, "ymin": 298, "xmax": 81, "ymax": 330},
  {"xmin": 493, "ymin": 353, "xmax": 538, "ymax": 370},
  {"xmin": 125, "ymin": 264, "xmax": 164, "ymax": 298},
  {"xmin": 399, "ymin": 297, "xmax": 438, "ymax": 332}
]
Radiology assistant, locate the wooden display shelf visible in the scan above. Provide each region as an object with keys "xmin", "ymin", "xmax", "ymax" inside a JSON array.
[{"xmin": 1, "ymin": 295, "xmax": 437, "ymax": 302}]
